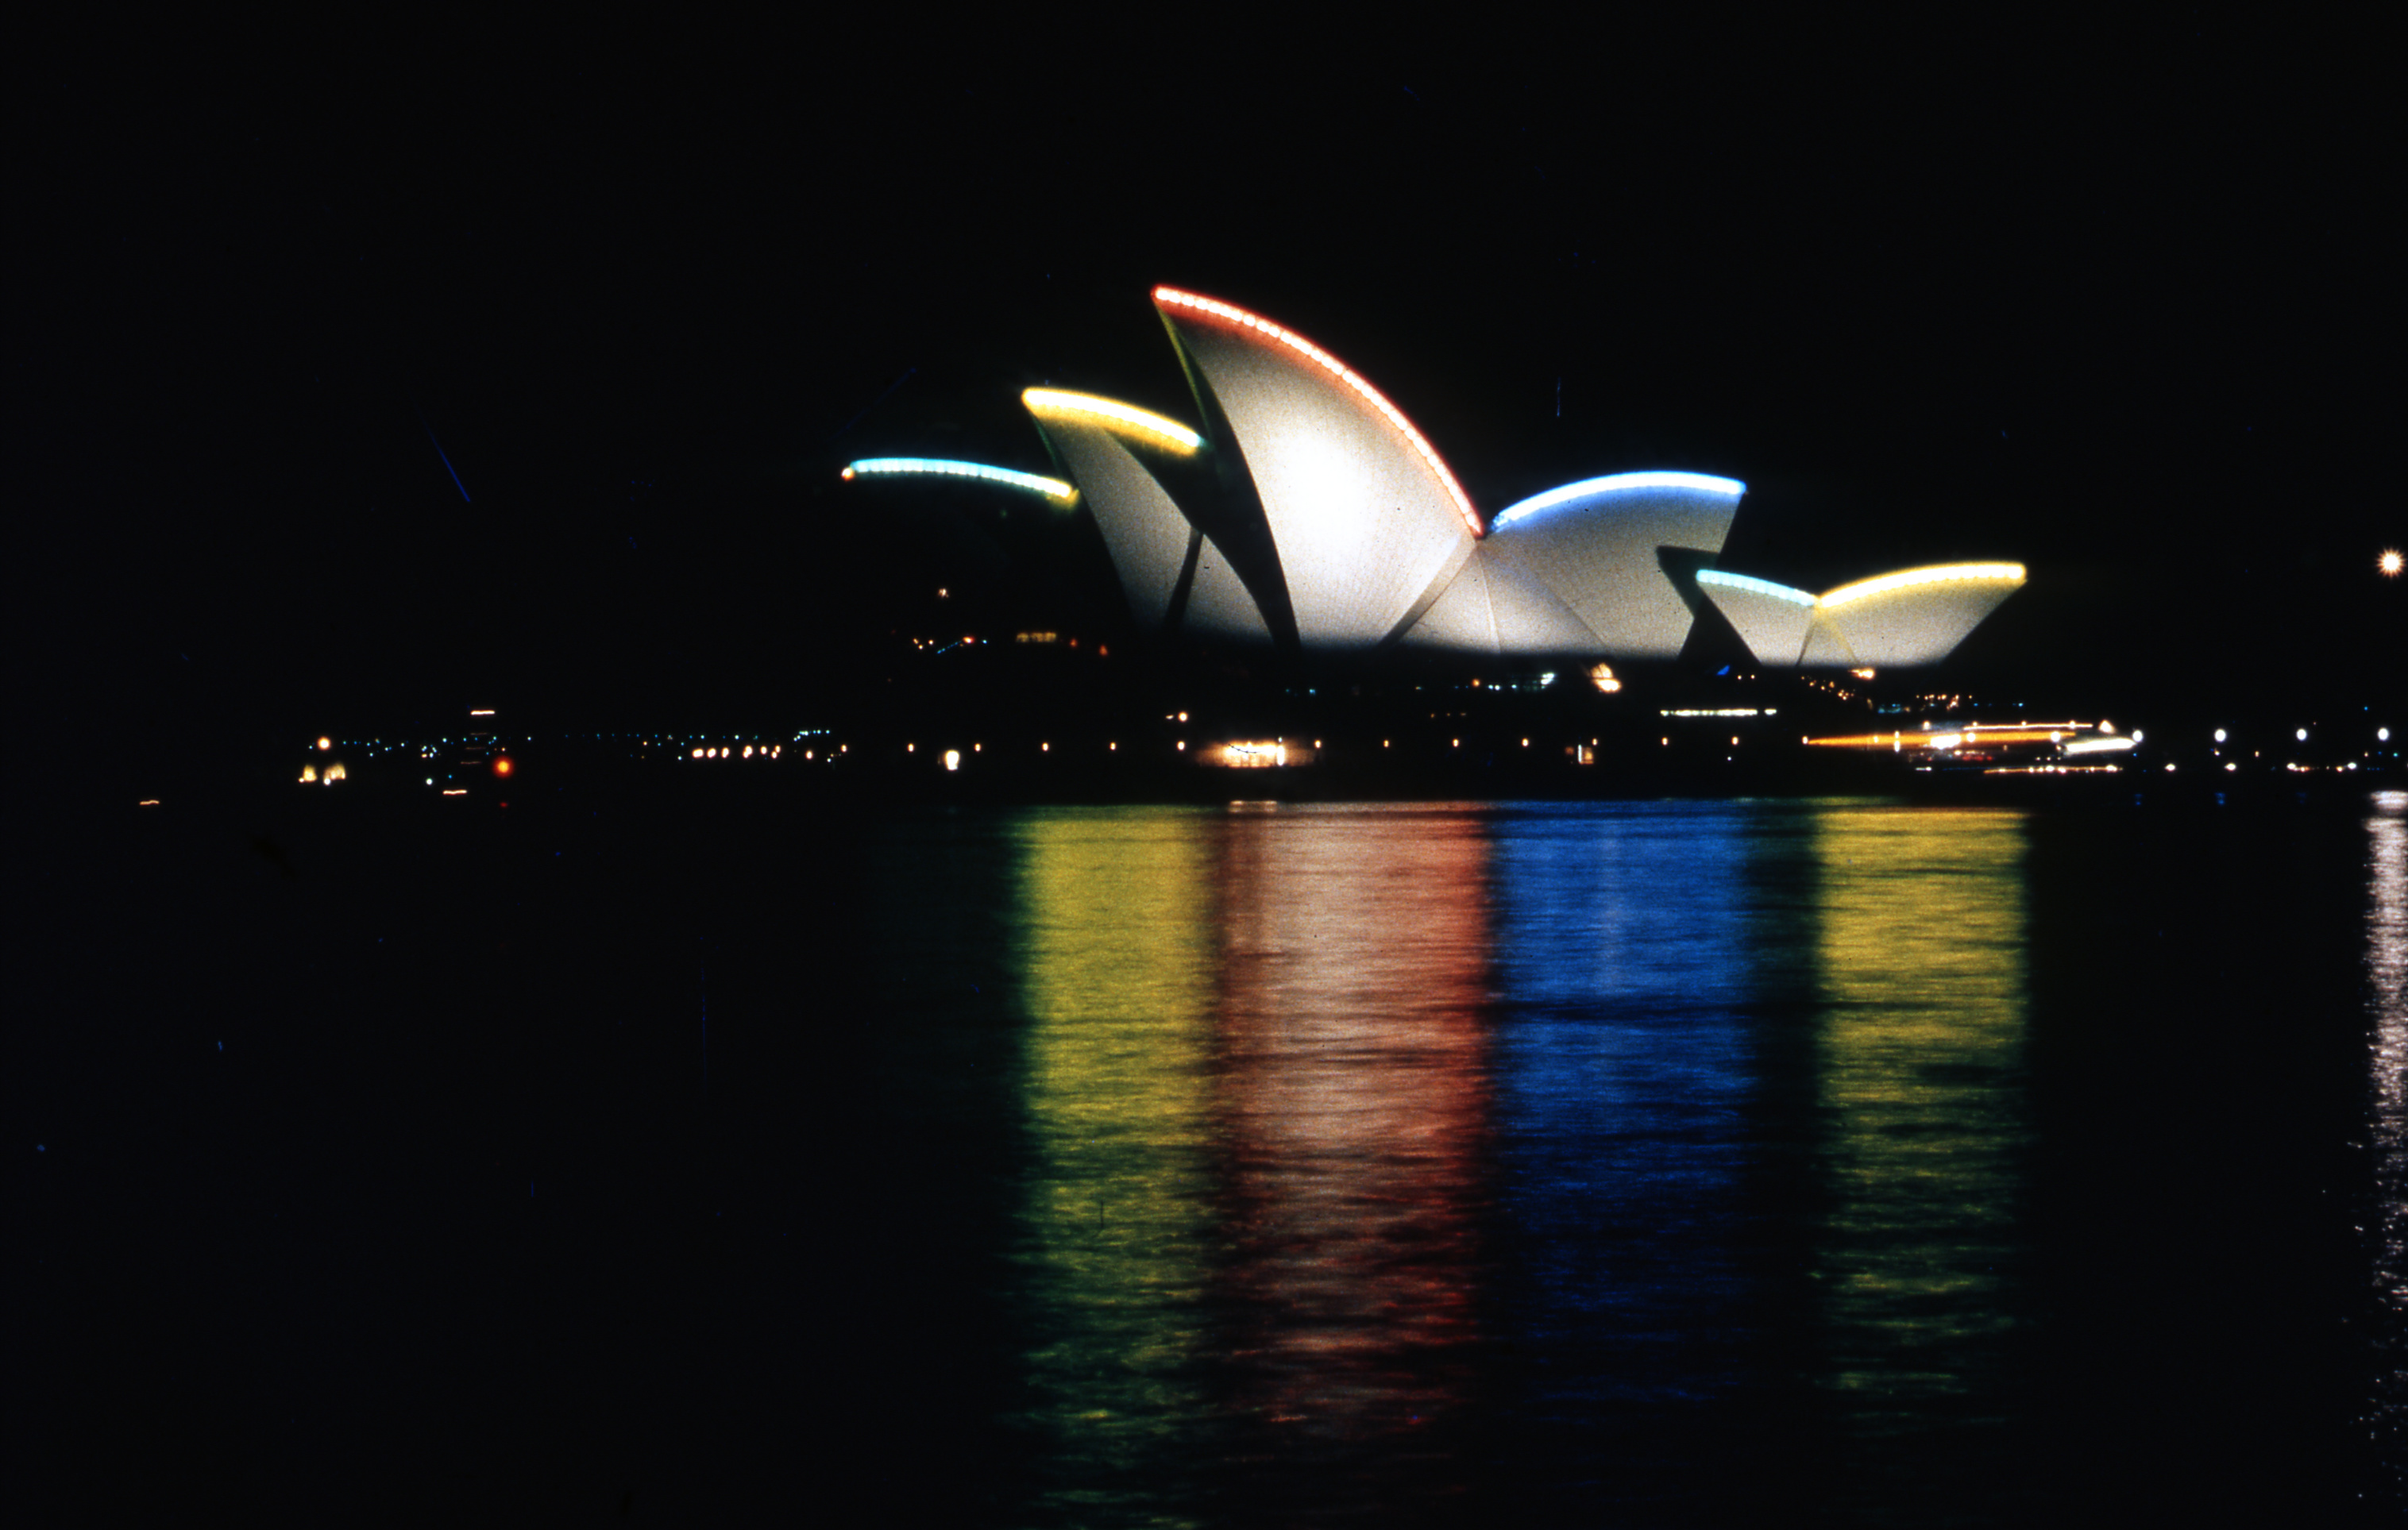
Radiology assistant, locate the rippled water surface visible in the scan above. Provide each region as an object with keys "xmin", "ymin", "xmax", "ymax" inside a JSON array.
[
  {"xmin": 841, "ymin": 797, "xmax": 2407, "ymax": 1524},
  {"xmin": 27, "ymin": 792, "xmax": 2406, "ymax": 1522}
]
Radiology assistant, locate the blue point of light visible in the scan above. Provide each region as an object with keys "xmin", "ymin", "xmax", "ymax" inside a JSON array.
[
  {"xmin": 841, "ymin": 457, "xmax": 1077, "ymax": 501},
  {"xmin": 1696, "ymin": 569, "xmax": 1817, "ymax": 607},
  {"xmin": 1488, "ymin": 472, "xmax": 1746, "ymax": 532}
]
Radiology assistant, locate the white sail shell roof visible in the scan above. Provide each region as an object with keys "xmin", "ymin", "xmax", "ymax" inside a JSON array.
[
  {"xmin": 1401, "ymin": 543, "xmax": 1604, "ymax": 655},
  {"xmin": 1026, "ymin": 413, "xmax": 1194, "ymax": 630},
  {"xmin": 1700, "ymin": 564, "xmax": 2025, "ymax": 667},
  {"xmin": 1814, "ymin": 567, "xmax": 2024, "ymax": 666},
  {"xmin": 1696, "ymin": 570, "xmax": 1819, "ymax": 666},
  {"xmin": 1156, "ymin": 291, "xmax": 1477, "ymax": 649},
  {"xmin": 1475, "ymin": 473, "xmax": 1745, "ymax": 657},
  {"xmin": 1004, "ymin": 294, "xmax": 2024, "ymax": 670}
]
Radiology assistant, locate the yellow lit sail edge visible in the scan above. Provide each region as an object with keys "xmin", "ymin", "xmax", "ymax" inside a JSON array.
[
  {"xmin": 1816, "ymin": 563, "xmax": 2027, "ymax": 610},
  {"xmin": 1022, "ymin": 389, "xmax": 1203, "ymax": 453}
]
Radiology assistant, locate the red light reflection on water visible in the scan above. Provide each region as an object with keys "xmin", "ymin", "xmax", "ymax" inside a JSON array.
[{"xmin": 1211, "ymin": 807, "xmax": 1491, "ymax": 1444}]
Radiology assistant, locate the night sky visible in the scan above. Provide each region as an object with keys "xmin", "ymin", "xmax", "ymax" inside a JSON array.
[{"xmin": 23, "ymin": 17, "xmax": 2399, "ymax": 769}]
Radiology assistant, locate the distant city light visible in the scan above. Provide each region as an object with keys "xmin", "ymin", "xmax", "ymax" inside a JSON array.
[
  {"xmin": 2383, "ymin": 728, "xmax": 2394, "ymax": 742},
  {"xmin": 2383, "ymin": 549, "xmax": 2402, "ymax": 576},
  {"xmin": 316, "ymin": 737, "xmax": 331, "ymax": 751},
  {"xmin": 841, "ymin": 457, "xmax": 1076, "ymax": 502},
  {"xmin": 492, "ymin": 757, "xmax": 513, "ymax": 777},
  {"xmin": 2298, "ymin": 728, "xmax": 2310, "ymax": 742},
  {"xmin": 2215, "ymin": 728, "xmax": 2228, "ymax": 743},
  {"xmin": 1590, "ymin": 663, "xmax": 1622, "ymax": 693},
  {"xmin": 944, "ymin": 750, "xmax": 961, "ymax": 773}
]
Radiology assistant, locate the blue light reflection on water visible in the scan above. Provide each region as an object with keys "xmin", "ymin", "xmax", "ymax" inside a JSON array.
[{"xmin": 1484, "ymin": 802, "xmax": 1768, "ymax": 1420}]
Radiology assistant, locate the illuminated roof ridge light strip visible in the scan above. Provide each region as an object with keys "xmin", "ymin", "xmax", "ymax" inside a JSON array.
[
  {"xmin": 1818, "ymin": 562, "xmax": 2026, "ymax": 609},
  {"xmin": 1491, "ymin": 471, "xmax": 1748, "ymax": 531},
  {"xmin": 1153, "ymin": 287, "xmax": 1483, "ymax": 538},
  {"xmin": 1696, "ymin": 568, "xmax": 1818, "ymax": 607},
  {"xmin": 842, "ymin": 457, "xmax": 1077, "ymax": 501},
  {"xmin": 1022, "ymin": 389, "xmax": 1202, "ymax": 453}
]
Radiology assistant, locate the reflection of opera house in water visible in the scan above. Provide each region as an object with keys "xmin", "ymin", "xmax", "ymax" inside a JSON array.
[
  {"xmin": 848, "ymin": 287, "xmax": 2025, "ymax": 669},
  {"xmin": 1005, "ymin": 801, "xmax": 2039, "ymax": 1516}
]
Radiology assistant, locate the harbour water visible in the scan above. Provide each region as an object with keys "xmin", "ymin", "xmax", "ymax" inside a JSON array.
[{"xmin": 21, "ymin": 792, "xmax": 2407, "ymax": 1521}]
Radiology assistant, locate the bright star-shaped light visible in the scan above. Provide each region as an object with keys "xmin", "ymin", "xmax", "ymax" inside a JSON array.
[{"xmin": 2383, "ymin": 548, "xmax": 2403, "ymax": 576}]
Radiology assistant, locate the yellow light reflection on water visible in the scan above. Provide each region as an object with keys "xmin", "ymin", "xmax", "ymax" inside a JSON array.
[
  {"xmin": 1009, "ymin": 807, "xmax": 1218, "ymax": 1512},
  {"xmin": 1808, "ymin": 804, "xmax": 2029, "ymax": 1428}
]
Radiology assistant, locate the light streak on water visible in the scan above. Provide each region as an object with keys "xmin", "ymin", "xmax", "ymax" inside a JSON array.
[
  {"xmin": 1809, "ymin": 806, "xmax": 2029, "ymax": 1459},
  {"xmin": 1010, "ymin": 807, "xmax": 1219, "ymax": 1523},
  {"xmin": 2367, "ymin": 792, "xmax": 2408, "ymax": 1500}
]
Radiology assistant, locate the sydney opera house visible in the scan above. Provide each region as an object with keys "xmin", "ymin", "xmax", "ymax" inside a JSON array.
[{"xmin": 845, "ymin": 287, "xmax": 2024, "ymax": 668}]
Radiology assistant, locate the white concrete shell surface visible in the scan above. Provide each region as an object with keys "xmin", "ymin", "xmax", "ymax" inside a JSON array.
[
  {"xmin": 1698, "ymin": 564, "xmax": 2026, "ymax": 666},
  {"xmin": 1814, "ymin": 567, "xmax": 2024, "ymax": 666},
  {"xmin": 1694, "ymin": 570, "xmax": 1820, "ymax": 665},
  {"xmin": 1156, "ymin": 290, "xmax": 1479, "ymax": 649},
  {"xmin": 1468, "ymin": 474, "xmax": 1746, "ymax": 657},
  {"xmin": 1025, "ymin": 412, "xmax": 1197, "ymax": 630}
]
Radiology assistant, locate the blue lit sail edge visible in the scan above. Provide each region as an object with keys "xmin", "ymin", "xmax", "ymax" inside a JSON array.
[
  {"xmin": 843, "ymin": 458, "xmax": 1078, "ymax": 501},
  {"xmin": 1489, "ymin": 472, "xmax": 1747, "ymax": 532},
  {"xmin": 1696, "ymin": 569, "xmax": 1818, "ymax": 607}
]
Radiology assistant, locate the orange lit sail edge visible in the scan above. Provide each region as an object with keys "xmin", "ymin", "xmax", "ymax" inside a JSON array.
[{"xmin": 1154, "ymin": 287, "xmax": 1483, "ymax": 539}]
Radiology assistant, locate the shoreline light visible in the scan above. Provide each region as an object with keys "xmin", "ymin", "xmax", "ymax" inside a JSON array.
[
  {"xmin": 1022, "ymin": 389, "xmax": 1202, "ymax": 453},
  {"xmin": 1491, "ymin": 472, "xmax": 1747, "ymax": 532},
  {"xmin": 842, "ymin": 458, "xmax": 1076, "ymax": 502},
  {"xmin": 1153, "ymin": 287, "xmax": 1483, "ymax": 539}
]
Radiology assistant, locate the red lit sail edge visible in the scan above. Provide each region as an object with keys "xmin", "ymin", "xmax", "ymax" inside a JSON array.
[{"xmin": 1153, "ymin": 287, "xmax": 1484, "ymax": 539}]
